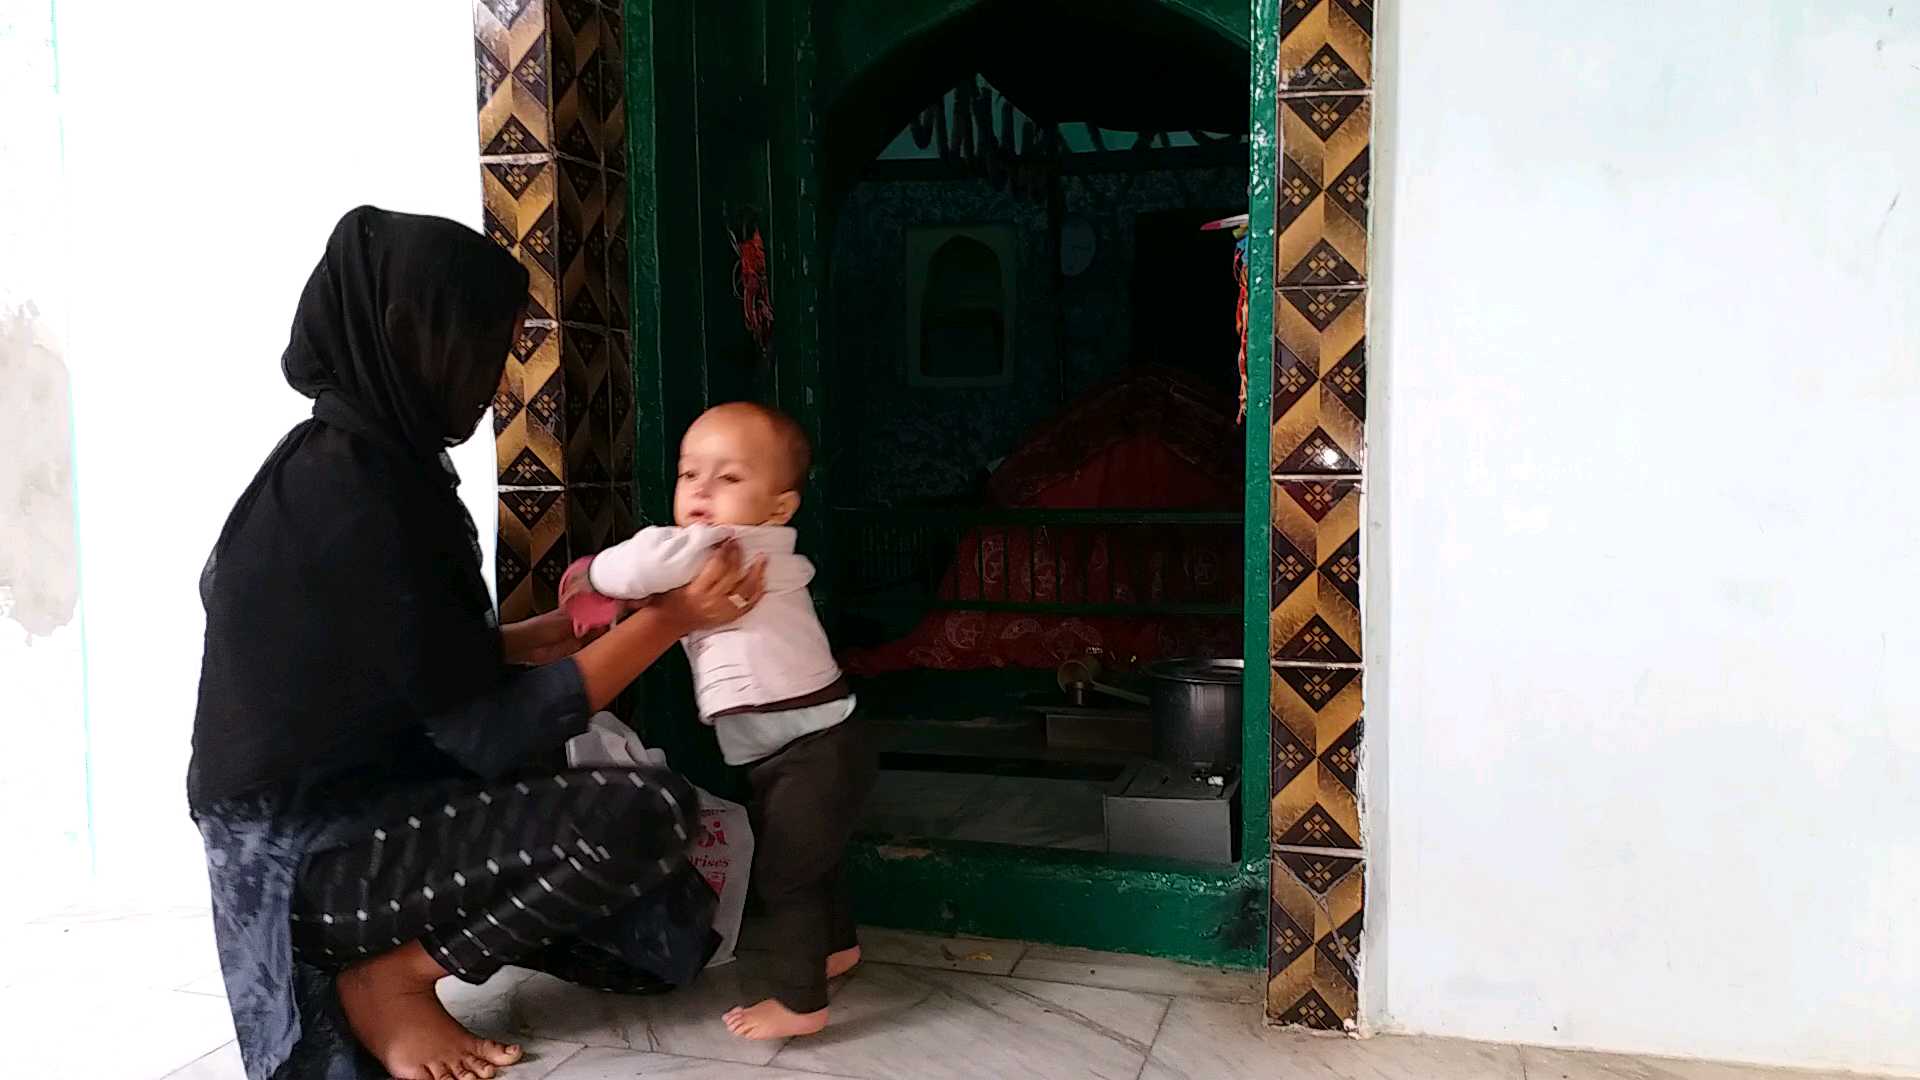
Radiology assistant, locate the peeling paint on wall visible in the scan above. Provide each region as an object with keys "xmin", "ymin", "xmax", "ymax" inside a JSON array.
[{"xmin": 0, "ymin": 304, "xmax": 79, "ymax": 639}]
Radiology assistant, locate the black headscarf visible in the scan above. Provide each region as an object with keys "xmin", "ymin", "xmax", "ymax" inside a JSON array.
[{"xmin": 188, "ymin": 207, "xmax": 530, "ymax": 807}]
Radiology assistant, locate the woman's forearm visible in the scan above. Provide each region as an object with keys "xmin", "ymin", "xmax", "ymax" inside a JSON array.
[
  {"xmin": 500, "ymin": 610, "xmax": 570, "ymax": 665},
  {"xmin": 572, "ymin": 604, "xmax": 691, "ymax": 711}
]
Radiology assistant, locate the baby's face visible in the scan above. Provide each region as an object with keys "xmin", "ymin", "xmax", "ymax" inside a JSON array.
[{"xmin": 673, "ymin": 408, "xmax": 799, "ymax": 527}]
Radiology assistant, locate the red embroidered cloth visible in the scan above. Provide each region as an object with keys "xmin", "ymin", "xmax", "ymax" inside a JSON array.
[{"xmin": 842, "ymin": 368, "xmax": 1244, "ymax": 674}]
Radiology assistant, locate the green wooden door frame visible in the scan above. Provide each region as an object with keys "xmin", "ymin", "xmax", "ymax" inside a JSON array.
[{"xmin": 621, "ymin": 0, "xmax": 1278, "ymax": 969}]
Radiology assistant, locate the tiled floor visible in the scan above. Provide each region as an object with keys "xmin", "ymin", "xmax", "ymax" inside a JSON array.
[{"xmin": 4, "ymin": 907, "xmax": 1900, "ymax": 1080}]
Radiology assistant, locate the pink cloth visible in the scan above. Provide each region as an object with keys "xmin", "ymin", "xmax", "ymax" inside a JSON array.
[{"xmin": 560, "ymin": 557, "xmax": 624, "ymax": 638}]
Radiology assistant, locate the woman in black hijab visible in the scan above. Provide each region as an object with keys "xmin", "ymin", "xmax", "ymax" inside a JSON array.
[{"xmin": 190, "ymin": 207, "xmax": 764, "ymax": 1080}]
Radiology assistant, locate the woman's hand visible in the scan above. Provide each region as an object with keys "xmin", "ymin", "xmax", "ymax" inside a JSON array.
[
  {"xmin": 500, "ymin": 608, "xmax": 600, "ymax": 666},
  {"xmin": 652, "ymin": 541, "xmax": 767, "ymax": 634}
]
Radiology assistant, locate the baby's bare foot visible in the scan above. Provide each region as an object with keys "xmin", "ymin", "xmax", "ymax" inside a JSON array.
[
  {"xmin": 826, "ymin": 945, "xmax": 862, "ymax": 979},
  {"xmin": 336, "ymin": 943, "xmax": 523, "ymax": 1080},
  {"xmin": 722, "ymin": 998, "xmax": 829, "ymax": 1041}
]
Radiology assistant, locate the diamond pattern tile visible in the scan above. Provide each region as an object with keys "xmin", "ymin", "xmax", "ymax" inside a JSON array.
[
  {"xmin": 1271, "ymin": 301, "xmax": 1365, "ymax": 474},
  {"xmin": 1280, "ymin": 0, "xmax": 1373, "ymax": 91},
  {"xmin": 481, "ymin": 159, "xmax": 560, "ymax": 324},
  {"xmin": 1268, "ymin": 848, "xmax": 1363, "ymax": 1031},
  {"xmin": 550, "ymin": 0, "xmax": 604, "ymax": 164},
  {"xmin": 497, "ymin": 322, "xmax": 565, "ymax": 486},
  {"xmin": 1270, "ymin": 662, "xmax": 1362, "ymax": 851},
  {"xmin": 475, "ymin": 0, "xmax": 552, "ymax": 155},
  {"xmin": 1277, "ymin": 96, "xmax": 1369, "ymax": 285},
  {"xmin": 555, "ymin": 160, "xmax": 608, "ymax": 326},
  {"xmin": 1270, "ymin": 479, "xmax": 1360, "ymax": 663},
  {"xmin": 562, "ymin": 325, "xmax": 611, "ymax": 485},
  {"xmin": 498, "ymin": 487, "xmax": 567, "ymax": 620}
]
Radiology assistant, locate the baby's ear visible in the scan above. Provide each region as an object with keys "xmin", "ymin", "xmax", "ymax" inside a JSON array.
[{"xmin": 768, "ymin": 489, "xmax": 801, "ymax": 525}]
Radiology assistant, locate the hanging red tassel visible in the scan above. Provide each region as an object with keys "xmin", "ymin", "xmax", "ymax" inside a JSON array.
[
  {"xmin": 731, "ymin": 224, "xmax": 774, "ymax": 357},
  {"xmin": 1234, "ymin": 234, "xmax": 1250, "ymax": 423}
]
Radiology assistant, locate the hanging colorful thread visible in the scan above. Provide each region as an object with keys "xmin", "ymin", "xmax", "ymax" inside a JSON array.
[
  {"xmin": 730, "ymin": 223, "xmax": 774, "ymax": 357},
  {"xmin": 1234, "ymin": 233, "xmax": 1250, "ymax": 423}
]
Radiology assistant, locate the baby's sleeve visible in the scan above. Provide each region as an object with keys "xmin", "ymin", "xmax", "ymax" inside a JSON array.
[{"xmin": 586, "ymin": 525, "xmax": 725, "ymax": 599}]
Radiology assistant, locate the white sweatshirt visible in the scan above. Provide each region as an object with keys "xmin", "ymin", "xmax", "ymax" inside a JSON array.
[{"xmin": 586, "ymin": 525, "xmax": 848, "ymax": 762}]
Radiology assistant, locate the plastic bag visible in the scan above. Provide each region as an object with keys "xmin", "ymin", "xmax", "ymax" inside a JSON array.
[{"xmin": 567, "ymin": 713, "xmax": 755, "ymax": 967}]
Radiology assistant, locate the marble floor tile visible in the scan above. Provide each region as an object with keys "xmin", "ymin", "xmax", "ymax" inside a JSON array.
[
  {"xmin": 1142, "ymin": 997, "xmax": 1522, "ymax": 1080},
  {"xmin": 508, "ymin": 954, "xmax": 829, "ymax": 1067},
  {"xmin": 1519, "ymin": 1047, "xmax": 1868, "ymax": 1080},
  {"xmin": 7, "ymin": 983, "xmax": 236, "ymax": 1080},
  {"xmin": 155, "ymin": 1029, "xmax": 583, "ymax": 1080},
  {"xmin": 440, "ymin": 965, "xmax": 540, "ymax": 1036},
  {"xmin": 768, "ymin": 963, "xmax": 1170, "ymax": 1080},
  {"xmin": 547, "ymin": 1045, "xmax": 865, "ymax": 1078},
  {"xmin": 9, "ymin": 908, "xmax": 223, "ymax": 995},
  {"xmin": 857, "ymin": 926, "xmax": 1028, "ymax": 976},
  {"xmin": 163, "ymin": 1043, "xmax": 244, "ymax": 1080},
  {"xmin": 1011, "ymin": 944, "xmax": 1263, "ymax": 1003}
]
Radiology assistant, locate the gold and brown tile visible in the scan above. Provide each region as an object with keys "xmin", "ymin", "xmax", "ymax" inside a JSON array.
[
  {"xmin": 598, "ymin": 4, "xmax": 627, "ymax": 172},
  {"xmin": 475, "ymin": 0, "xmax": 553, "ymax": 156},
  {"xmin": 498, "ymin": 486, "xmax": 567, "ymax": 620},
  {"xmin": 610, "ymin": 480, "xmax": 639, "ymax": 537},
  {"xmin": 1269, "ymin": 664, "xmax": 1362, "ymax": 850},
  {"xmin": 481, "ymin": 158, "xmax": 560, "ymax": 323},
  {"xmin": 567, "ymin": 484, "xmax": 615, "ymax": 558},
  {"xmin": 603, "ymin": 171, "xmax": 629, "ymax": 330},
  {"xmin": 549, "ymin": 0, "xmax": 605, "ymax": 165},
  {"xmin": 498, "ymin": 322, "xmax": 565, "ymax": 486},
  {"xmin": 1270, "ymin": 478, "xmax": 1360, "ymax": 663},
  {"xmin": 1280, "ymin": 0, "xmax": 1373, "ymax": 93},
  {"xmin": 1276, "ymin": 89, "xmax": 1367, "ymax": 289},
  {"xmin": 556, "ymin": 161, "xmax": 608, "ymax": 326},
  {"xmin": 562, "ymin": 325, "xmax": 612, "ymax": 487},
  {"xmin": 608, "ymin": 331, "xmax": 634, "ymax": 484},
  {"xmin": 1268, "ymin": 848, "xmax": 1363, "ymax": 1030},
  {"xmin": 1271, "ymin": 293, "xmax": 1365, "ymax": 473}
]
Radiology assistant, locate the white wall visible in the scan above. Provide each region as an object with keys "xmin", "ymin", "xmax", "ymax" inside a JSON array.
[
  {"xmin": 0, "ymin": 0, "xmax": 92, "ymax": 921},
  {"xmin": 40, "ymin": 2, "xmax": 499, "ymax": 907},
  {"xmin": 1367, "ymin": 1, "xmax": 1920, "ymax": 1073}
]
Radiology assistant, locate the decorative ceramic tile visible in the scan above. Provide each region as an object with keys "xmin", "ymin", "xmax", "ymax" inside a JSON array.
[
  {"xmin": 561, "ymin": 325, "xmax": 611, "ymax": 484},
  {"xmin": 608, "ymin": 331, "xmax": 634, "ymax": 483},
  {"xmin": 497, "ymin": 485, "xmax": 563, "ymax": 620},
  {"xmin": 555, "ymin": 161, "xmax": 608, "ymax": 326},
  {"xmin": 481, "ymin": 157, "xmax": 560, "ymax": 324},
  {"xmin": 1267, "ymin": 848, "xmax": 1362, "ymax": 1031},
  {"xmin": 603, "ymin": 171, "xmax": 629, "ymax": 330},
  {"xmin": 1271, "ymin": 294, "xmax": 1365, "ymax": 473},
  {"xmin": 1280, "ymin": 0, "xmax": 1374, "ymax": 92},
  {"xmin": 598, "ymin": 5, "xmax": 627, "ymax": 173},
  {"xmin": 498, "ymin": 322, "xmax": 565, "ymax": 486},
  {"xmin": 567, "ymin": 483, "xmax": 614, "ymax": 557},
  {"xmin": 1277, "ymin": 97, "xmax": 1369, "ymax": 285},
  {"xmin": 1270, "ymin": 479, "xmax": 1360, "ymax": 663},
  {"xmin": 549, "ymin": 0, "xmax": 604, "ymax": 165},
  {"xmin": 609, "ymin": 481, "xmax": 638, "ymax": 536},
  {"xmin": 1269, "ymin": 663, "xmax": 1362, "ymax": 850},
  {"xmin": 475, "ymin": 0, "xmax": 553, "ymax": 156}
]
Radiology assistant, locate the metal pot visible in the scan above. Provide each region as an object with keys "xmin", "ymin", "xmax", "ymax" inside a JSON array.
[{"xmin": 1143, "ymin": 658, "xmax": 1244, "ymax": 766}]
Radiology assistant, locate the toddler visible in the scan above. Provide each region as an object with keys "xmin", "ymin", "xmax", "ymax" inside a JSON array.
[{"xmin": 560, "ymin": 402, "xmax": 874, "ymax": 1040}]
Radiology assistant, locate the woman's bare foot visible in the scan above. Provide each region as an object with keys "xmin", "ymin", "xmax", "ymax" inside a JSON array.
[
  {"xmin": 825, "ymin": 945, "xmax": 861, "ymax": 979},
  {"xmin": 336, "ymin": 942, "xmax": 524, "ymax": 1080},
  {"xmin": 722, "ymin": 999, "xmax": 829, "ymax": 1041}
]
